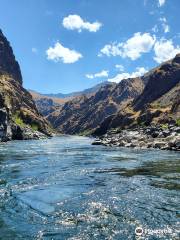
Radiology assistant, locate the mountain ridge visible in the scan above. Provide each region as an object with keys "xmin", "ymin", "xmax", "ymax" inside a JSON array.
[
  {"xmin": 29, "ymin": 81, "xmax": 111, "ymax": 100},
  {"xmin": 39, "ymin": 81, "xmax": 111, "ymax": 98}
]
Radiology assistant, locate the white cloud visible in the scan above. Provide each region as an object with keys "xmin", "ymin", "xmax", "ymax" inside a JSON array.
[
  {"xmin": 115, "ymin": 64, "xmax": 124, "ymax": 72},
  {"xmin": 86, "ymin": 70, "xmax": 109, "ymax": 79},
  {"xmin": 46, "ymin": 42, "xmax": 82, "ymax": 64},
  {"xmin": 62, "ymin": 15, "xmax": 102, "ymax": 32},
  {"xmin": 159, "ymin": 17, "xmax": 170, "ymax": 33},
  {"xmin": 98, "ymin": 43, "xmax": 123, "ymax": 57},
  {"xmin": 154, "ymin": 39, "xmax": 180, "ymax": 63},
  {"xmin": 108, "ymin": 67, "xmax": 147, "ymax": 83},
  {"xmin": 99, "ymin": 32, "xmax": 156, "ymax": 60},
  {"xmin": 158, "ymin": 0, "xmax": 166, "ymax": 7},
  {"xmin": 122, "ymin": 33, "xmax": 156, "ymax": 60}
]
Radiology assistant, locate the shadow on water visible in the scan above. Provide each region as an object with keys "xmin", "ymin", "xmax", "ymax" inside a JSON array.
[{"xmin": 94, "ymin": 154, "xmax": 180, "ymax": 191}]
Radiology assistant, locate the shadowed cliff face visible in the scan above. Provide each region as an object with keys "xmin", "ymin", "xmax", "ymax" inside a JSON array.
[
  {"xmin": 0, "ymin": 29, "xmax": 51, "ymax": 141},
  {"xmin": 134, "ymin": 54, "xmax": 180, "ymax": 111},
  {"xmin": 47, "ymin": 77, "xmax": 145, "ymax": 134}
]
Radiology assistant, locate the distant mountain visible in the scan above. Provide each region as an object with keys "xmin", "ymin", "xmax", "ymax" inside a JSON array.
[
  {"xmin": 29, "ymin": 89, "xmax": 70, "ymax": 105},
  {"xmin": 0, "ymin": 29, "xmax": 51, "ymax": 141},
  {"xmin": 38, "ymin": 81, "xmax": 110, "ymax": 98},
  {"xmin": 29, "ymin": 90, "xmax": 67, "ymax": 116},
  {"xmin": 47, "ymin": 78, "xmax": 144, "ymax": 134},
  {"xmin": 29, "ymin": 82, "xmax": 110, "ymax": 117}
]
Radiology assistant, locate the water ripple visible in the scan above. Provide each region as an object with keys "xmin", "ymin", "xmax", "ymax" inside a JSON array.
[{"xmin": 0, "ymin": 136, "xmax": 179, "ymax": 239}]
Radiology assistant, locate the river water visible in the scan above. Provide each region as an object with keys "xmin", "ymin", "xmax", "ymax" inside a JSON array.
[{"xmin": 0, "ymin": 136, "xmax": 179, "ymax": 239}]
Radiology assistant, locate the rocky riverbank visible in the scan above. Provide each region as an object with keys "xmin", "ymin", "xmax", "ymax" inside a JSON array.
[
  {"xmin": 0, "ymin": 124, "xmax": 51, "ymax": 142},
  {"xmin": 92, "ymin": 125, "xmax": 180, "ymax": 151}
]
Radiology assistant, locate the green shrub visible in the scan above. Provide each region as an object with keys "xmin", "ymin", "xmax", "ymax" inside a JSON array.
[
  {"xmin": 176, "ymin": 119, "xmax": 180, "ymax": 126},
  {"xmin": 161, "ymin": 123, "xmax": 168, "ymax": 129},
  {"xmin": 31, "ymin": 123, "xmax": 39, "ymax": 131},
  {"xmin": 13, "ymin": 113, "xmax": 25, "ymax": 127}
]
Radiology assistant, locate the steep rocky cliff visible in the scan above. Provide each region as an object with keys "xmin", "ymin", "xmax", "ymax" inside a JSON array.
[
  {"xmin": 95, "ymin": 54, "xmax": 180, "ymax": 135},
  {"xmin": 0, "ymin": 29, "xmax": 51, "ymax": 141},
  {"xmin": 47, "ymin": 77, "xmax": 144, "ymax": 134}
]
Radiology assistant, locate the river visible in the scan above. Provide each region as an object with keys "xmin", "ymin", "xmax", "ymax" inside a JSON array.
[{"xmin": 0, "ymin": 136, "xmax": 179, "ymax": 239}]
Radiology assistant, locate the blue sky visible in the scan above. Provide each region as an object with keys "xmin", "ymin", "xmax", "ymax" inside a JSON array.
[{"xmin": 0, "ymin": 0, "xmax": 179, "ymax": 93}]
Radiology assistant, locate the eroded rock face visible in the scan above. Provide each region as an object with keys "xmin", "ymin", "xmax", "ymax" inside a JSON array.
[{"xmin": 0, "ymin": 29, "xmax": 51, "ymax": 141}]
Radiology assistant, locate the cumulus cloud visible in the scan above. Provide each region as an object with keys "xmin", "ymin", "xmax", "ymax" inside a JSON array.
[
  {"xmin": 115, "ymin": 64, "xmax": 124, "ymax": 72},
  {"xmin": 46, "ymin": 42, "xmax": 82, "ymax": 64},
  {"xmin": 86, "ymin": 70, "xmax": 109, "ymax": 79},
  {"xmin": 154, "ymin": 39, "xmax": 180, "ymax": 63},
  {"xmin": 122, "ymin": 33, "xmax": 156, "ymax": 60},
  {"xmin": 62, "ymin": 15, "xmax": 102, "ymax": 32},
  {"xmin": 99, "ymin": 32, "xmax": 156, "ymax": 60},
  {"xmin": 108, "ymin": 67, "xmax": 147, "ymax": 83},
  {"xmin": 158, "ymin": 0, "xmax": 166, "ymax": 7},
  {"xmin": 159, "ymin": 17, "xmax": 170, "ymax": 33}
]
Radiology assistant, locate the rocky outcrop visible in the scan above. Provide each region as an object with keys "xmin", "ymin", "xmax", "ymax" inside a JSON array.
[
  {"xmin": 47, "ymin": 77, "xmax": 144, "ymax": 134},
  {"xmin": 0, "ymin": 29, "xmax": 51, "ymax": 141},
  {"xmin": 92, "ymin": 124, "xmax": 180, "ymax": 151}
]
